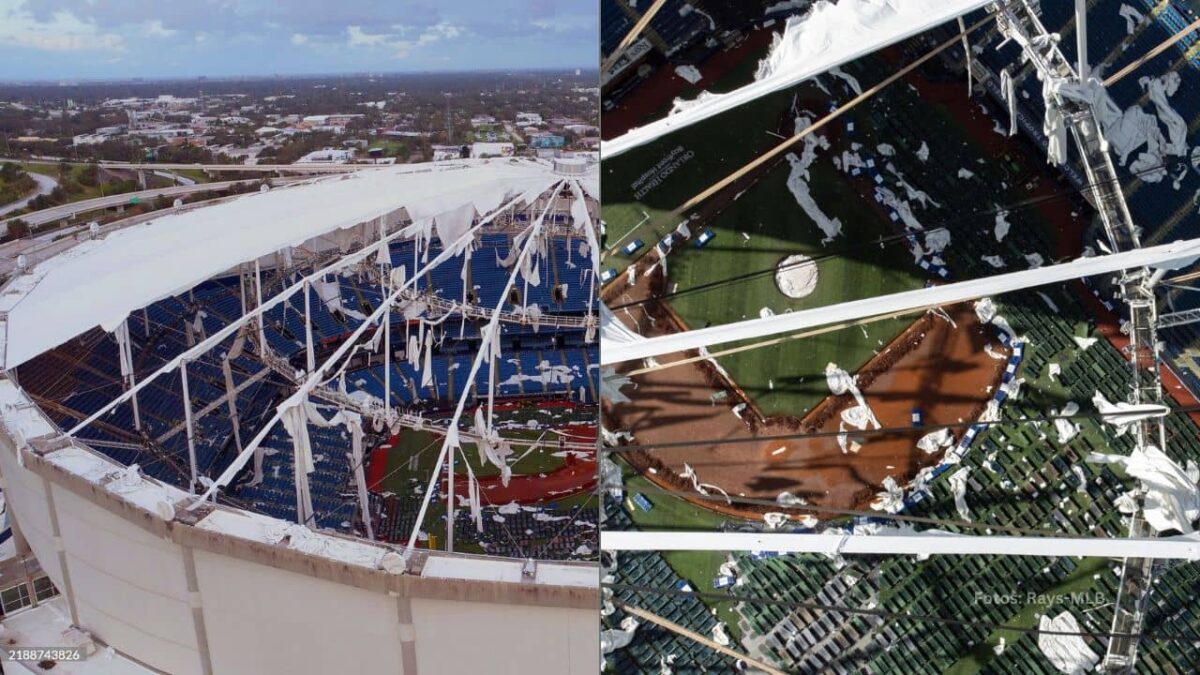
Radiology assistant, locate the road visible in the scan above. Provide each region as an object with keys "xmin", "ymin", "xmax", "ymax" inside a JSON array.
[
  {"xmin": 0, "ymin": 177, "xmax": 293, "ymax": 231},
  {"xmin": 151, "ymin": 169, "xmax": 196, "ymax": 186},
  {"xmin": 4, "ymin": 156, "xmax": 386, "ymax": 175},
  {"xmin": 0, "ymin": 173, "xmax": 58, "ymax": 218},
  {"xmin": 0, "ymin": 191, "xmax": 243, "ymax": 277}
]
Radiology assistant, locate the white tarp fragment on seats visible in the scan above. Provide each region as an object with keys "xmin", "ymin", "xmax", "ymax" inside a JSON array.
[{"xmin": 1087, "ymin": 445, "xmax": 1200, "ymax": 534}]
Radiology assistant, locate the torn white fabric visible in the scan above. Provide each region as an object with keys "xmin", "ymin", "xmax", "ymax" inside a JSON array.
[
  {"xmin": 603, "ymin": 0, "xmax": 992, "ymax": 157},
  {"xmin": 1087, "ymin": 445, "xmax": 1200, "ymax": 533},
  {"xmin": 1037, "ymin": 611, "xmax": 1100, "ymax": 674},
  {"xmin": 949, "ymin": 467, "xmax": 972, "ymax": 521}
]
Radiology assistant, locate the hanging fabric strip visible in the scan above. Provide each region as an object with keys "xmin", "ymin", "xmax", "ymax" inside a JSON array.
[
  {"xmin": 421, "ymin": 327, "xmax": 434, "ymax": 388},
  {"xmin": 221, "ymin": 357, "xmax": 244, "ymax": 455},
  {"xmin": 1000, "ymin": 68, "xmax": 1017, "ymax": 137},
  {"xmin": 958, "ymin": 16, "xmax": 973, "ymax": 96},
  {"xmin": 115, "ymin": 321, "xmax": 133, "ymax": 378},
  {"xmin": 346, "ymin": 412, "xmax": 374, "ymax": 540}
]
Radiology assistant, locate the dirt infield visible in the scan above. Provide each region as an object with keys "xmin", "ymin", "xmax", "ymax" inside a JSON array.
[
  {"xmin": 604, "ymin": 264, "xmax": 1007, "ymax": 518},
  {"xmin": 750, "ymin": 304, "xmax": 1004, "ymax": 510}
]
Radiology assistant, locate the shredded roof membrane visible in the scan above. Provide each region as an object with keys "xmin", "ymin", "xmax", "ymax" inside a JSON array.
[
  {"xmin": 0, "ymin": 159, "xmax": 590, "ymax": 368},
  {"xmin": 602, "ymin": 0, "xmax": 992, "ymax": 158}
]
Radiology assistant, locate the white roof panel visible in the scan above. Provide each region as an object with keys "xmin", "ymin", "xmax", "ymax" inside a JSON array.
[{"xmin": 2, "ymin": 159, "xmax": 572, "ymax": 368}]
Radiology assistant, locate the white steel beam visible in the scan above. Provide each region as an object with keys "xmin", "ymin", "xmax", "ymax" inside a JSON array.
[
  {"xmin": 602, "ymin": 530, "xmax": 1200, "ymax": 559},
  {"xmin": 602, "ymin": 238, "xmax": 1200, "ymax": 365}
]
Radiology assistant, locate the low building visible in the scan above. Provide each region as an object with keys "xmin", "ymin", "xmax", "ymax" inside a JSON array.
[
  {"xmin": 530, "ymin": 134, "xmax": 565, "ymax": 149},
  {"xmin": 515, "ymin": 112, "xmax": 543, "ymax": 126},
  {"xmin": 470, "ymin": 142, "xmax": 515, "ymax": 158},
  {"xmin": 294, "ymin": 148, "xmax": 355, "ymax": 164}
]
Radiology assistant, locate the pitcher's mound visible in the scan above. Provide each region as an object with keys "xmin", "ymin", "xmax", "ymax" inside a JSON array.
[{"xmin": 776, "ymin": 254, "xmax": 819, "ymax": 298}]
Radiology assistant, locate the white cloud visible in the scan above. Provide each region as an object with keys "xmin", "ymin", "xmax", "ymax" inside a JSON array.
[
  {"xmin": 346, "ymin": 21, "xmax": 464, "ymax": 59},
  {"xmin": 346, "ymin": 25, "xmax": 388, "ymax": 47},
  {"xmin": 291, "ymin": 33, "xmax": 309, "ymax": 46},
  {"xmin": 0, "ymin": 1, "xmax": 125, "ymax": 52},
  {"xmin": 531, "ymin": 15, "xmax": 593, "ymax": 34},
  {"xmin": 418, "ymin": 22, "xmax": 462, "ymax": 46},
  {"xmin": 143, "ymin": 20, "xmax": 177, "ymax": 38}
]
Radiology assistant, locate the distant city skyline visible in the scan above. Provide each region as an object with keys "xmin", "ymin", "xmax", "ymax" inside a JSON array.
[{"xmin": 0, "ymin": 0, "xmax": 596, "ymax": 81}]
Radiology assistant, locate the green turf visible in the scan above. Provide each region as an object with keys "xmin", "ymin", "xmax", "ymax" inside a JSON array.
[
  {"xmin": 944, "ymin": 557, "xmax": 1110, "ymax": 675},
  {"xmin": 372, "ymin": 428, "xmax": 574, "ymax": 552},
  {"xmin": 375, "ymin": 429, "xmax": 569, "ymax": 494},
  {"xmin": 601, "ymin": 72, "xmax": 815, "ymax": 258},
  {"xmin": 621, "ymin": 469, "xmax": 743, "ymax": 643}
]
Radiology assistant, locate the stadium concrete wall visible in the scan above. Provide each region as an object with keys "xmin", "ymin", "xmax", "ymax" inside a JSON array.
[{"xmin": 0, "ymin": 431, "xmax": 598, "ymax": 675}]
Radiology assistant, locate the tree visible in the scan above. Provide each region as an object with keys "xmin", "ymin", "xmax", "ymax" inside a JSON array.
[{"xmin": 7, "ymin": 219, "xmax": 30, "ymax": 239}]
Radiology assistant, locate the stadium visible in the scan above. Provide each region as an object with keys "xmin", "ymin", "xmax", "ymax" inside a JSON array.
[
  {"xmin": 0, "ymin": 156, "xmax": 598, "ymax": 673},
  {"xmin": 601, "ymin": 1, "xmax": 1200, "ymax": 673}
]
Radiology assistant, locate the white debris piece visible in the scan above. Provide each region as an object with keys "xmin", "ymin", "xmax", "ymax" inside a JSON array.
[
  {"xmin": 875, "ymin": 186, "xmax": 925, "ymax": 232},
  {"xmin": 917, "ymin": 141, "xmax": 930, "ymax": 162},
  {"xmin": 1037, "ymin": 611, "xmax": 1100, "ymax": 674},
  {"xmin": 924, "ymin": 228, "xmax": 951, "ymax": 255},
  {"xmin": 1073, "ymin": 336, "xmax": 1098, "ymax": 350},
  {"xmin": 1119, "ymin": 4, "xmax": 1145, "ymax": 34},
  {"xmin": 842, "ymin": 404, "xmax": 875, "ymax": 430},
  {"xmin": 1087, "ymin": 445, "xmax": 1200, "ymax": 533},
  {"xmin": 1145, "ymin": 72, "xmax": 1188, "ymax": 158},
  {"xmin": 710, "ymin": 622, "xmax": 731, "ymax": 646},
  {"xmin": 1048, "ymin": 363, "xmax": 1061, "ymax": 381},
  {"xmin": 917, "ymin": 428, "xmax": 954, "ymax": 454},
  {"xmin": 984, "ymin": 343, "xmax": 1007, "ymax": 360},
  {"xmin": 763, "ymin": 512, "xmax": 790, "ymax": 529},
  {"xmin": 601, "ymin": 617, "xmax": 639, "ymax": 660},
  {"xmin": 949, "ymin": 467, "xmax": 972, "ymax": 521},
  {"xmin": 828, "ymin": 66, "xmax": 863, "ymax": 95},
  {"xmin": 982, "ymin": 255, "xmax": 1006, "ymax": 268},
  {"xmin": 1037, "ymin": 291, "xmax": 1059, "ymax": 313},
  {"xmin": 1054, "ymin": 402, "xmax": 1080, "ymax": 444},
  {"xmin": 784, "ymin": 124, "xmax": 842, "ymax": 244},
  {"xmin": 675, "ymin": 64, "xmax": 703, "ymax": 84},
  {"xmin": 994, "ymin": 208, "xmax": 1011, "ymax": 242},
  {"xmin": 1092, "ymin": 391, "xmax": 1168, "ymax": 434},
  {"xmin": 826, "ymin": 363, "xmax": 880, "ymax": 429},
  {"xmin": 681, "ymin": 463, "xmax": 733, "ymax": 504},
  {"xmin": 871, "ymin": 476, "xmax": 904, "ymax": 513},
  {"xmin": 957, "ymin": 167, "xmax": 974, "ymax": 179}
]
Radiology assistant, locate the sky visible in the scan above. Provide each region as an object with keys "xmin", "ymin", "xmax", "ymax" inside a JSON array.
[{"xmin": 0, "ymin": 0, "xmax": 597, "ymax": 81}]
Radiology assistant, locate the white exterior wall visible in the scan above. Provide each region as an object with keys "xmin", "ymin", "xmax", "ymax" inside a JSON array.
[
  {"xmin": 193, "ymin": 549, "xmax": 405, "ymax": 674},
  {"xmin": 0, "ymin": 436, "xmax": 598, "ymax": 675},
  {"xmin": 412, "ymin": 598, "xmax": 597, "ymax": 675}
]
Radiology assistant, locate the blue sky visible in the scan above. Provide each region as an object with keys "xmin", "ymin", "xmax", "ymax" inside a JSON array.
[{"xmin": 0, "ymin": 0, "xmax": 597, "ymax": 80}]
